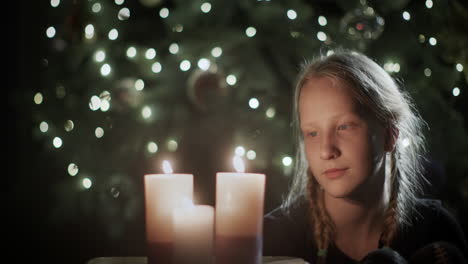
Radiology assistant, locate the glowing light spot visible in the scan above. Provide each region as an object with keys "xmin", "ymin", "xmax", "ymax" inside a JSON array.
[
  {"xmin": 40, "ymin": 121, "xmax": 49, "ymax": 133},
  {"xmin": 46, "ymin": 27, "xmax": 56, "ymax": 38},
  {"xmin": 245, "ymin": 27, "xmax": 257, "ymax": 37},
  {"xmin": 424, "ymin": 68, "xmax": 432, "ymax": 77},
  {"xmin": 68, "ymin": 163, "xmax": 79, "ymax": 176},
  {"xmin": 282, "ymin": 156, "xmax": 293, "ymax": 167},
  {"xmin": 169, "ymin": 43, "xmax": 179, "ymax": 54},
  {"xmin": 246, "ymin": 150, "xmax": 256, "ymax": 160},
  {"xmin": 135, "ymin": 79, "xmax": 145, "ymax": 91},
  {"xmin": 159, "ymin": 7, "xmax": 169, "ymax": 18},
  {"xmin": 142, "ymin": 106, "xmax": 152, "ymax": 119},
  {"xmin": 94, "ymin": 50, "xmax": 106, "ymax": 62},
  {"xmin": 100, "ymin": 100, "xmax": 110, "ymax": 112},
  {"xmin": 100, "ymin": 63, "xmax": 111, "ymax": 76},
  {"xmin": 197, "ymin": 58, "xmax": 211, "ymax": 71},
  {"xmin": 249, "ymin": 98, "xmax": 260, "ymax": 109},
  {"xmin": 180, "ymin": 60, "xmax": 191, "ymax": 71},
  {"xmin": 318, "ymin": 16, "xmax": 327, "ymax": 26},
  {"xmin": 145, "ymin": 48, "xmax": 156, "ymax": 59},
  {"xmin": 235, "ymin": 146, "xmax": 246, "ymax": 156},
  {"xmin": 402, "ymin": 11, "xmax": 411, "ymax": 21},
  {"xmin": 34, "ymin": 92, "xmax": 43, "ymax": 104},
  {"xmin": 201, "ymin": 2, "xmax": 212, "ymax": 13},
  {"xmin": 147, "ymin": 141, "xmax": 158, "ymax": 153},
  {"xmin": 418, "ymin": 34, "xmax": 425, "ymax": 43},
  {"xmin": 64, "ymin": 120, "xmax": 74, "ymax": 132},
  {"xmin": 402, "ymin": 138, "xmax": 411, "ymax": 148},
  {"xmin": 85, "ymin": 24, "xmax": 95, "ymax": 39},
  {"xmin": 167, "ymin": 139, "xmax": 178, "ymax": 152},
  {"xmin": 425, "ymin": 0, "xmax": 433, "ymax": 9},
  {"xmin": 95, "ymin": 127, "xmax": 104, "ymax": 138},
  {"xmin": 92, "ymin": 3, "xmax": 102, "ymax": 13},
  {"xmin": 127, "ymin": 46, "xmax": 137, "ymax": 58},
  {"xmin": 53, "ymin": 137, "xmax": 63, "ymax": 148},
  {"xmin": 89, "ymin": 95, "xmax": 101, "ymax": 111},
  {"xmin": 118, "ymin": 8, "xmax": 130, "ymax": 20},
  {"xmin": 233, "ymin": 156, "xmax": 245, "ymax": 173},
  {"xmin": 108, "ymin": 29, "xmax": 119, "ymax": 40},
  {"xmin": 226, "ymin": 75, "xmax": 237, "ymax": 86},
  {"xmin": 453, "ymin": 87, "xmax": 460, "ymax": 97},
  {"xmin": 429, "ymin": 37, "xmax": 437, "ymax": 46},
  {"xmin": 152, "ymin": 62, "xmax": 162, "ymax": 73},
  {"xmin": 82, "ymin": 178, "xmax": 92, "ymax": 189},
  {"xmin": 115, "ymin": 0, "xmax": 124, "ymax": 5},
  {"xmin": 211, "ymin": 47, "xmax": 222, "ymax": 57},
  {"xmin": 317, "ymin": 31, "xmax": 327, "ymax": 41},
  {"xmin": 287, "ymin": 9, "xmax": 297, "ymax": 20},
  {"xmin": 456, "ymin": 63, "xmax": 463, "ymax": 72},
  {"xmin": 266, "ymin": 107, "xmax": 276, "ymax": 119},
  {"xmin": 162, "ymin": 160, "xmax": 173, "ymax": 173},
  {"xmin": 51, "ymin": 0, "xmax": 60, "ymax": 7}
]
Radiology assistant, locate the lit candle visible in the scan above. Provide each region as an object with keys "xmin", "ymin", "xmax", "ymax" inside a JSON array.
[
  {"xmin": 144, "ymin": 161, "xmax": 194, "ymax": 264},
  {"xmin": 173, "ymin": 201, "xmax": 214, "ymax": 264},
  {"xmin": 215, "ymin": 156, "xmax": 266, "ymax": 264}
]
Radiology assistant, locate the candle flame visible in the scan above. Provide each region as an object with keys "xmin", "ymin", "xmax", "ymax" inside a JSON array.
[
  {"xmin": 162, "ymin": 160, "xmax": 173, "ymax": 173},
  {"xmin": 233, "ymin": 156, "xmax": 245, "ymax": 173}
]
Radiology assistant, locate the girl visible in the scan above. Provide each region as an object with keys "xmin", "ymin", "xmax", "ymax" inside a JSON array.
[{"xmin": 263, "ymin": 50, "xmax": 468, "ymax": 263}]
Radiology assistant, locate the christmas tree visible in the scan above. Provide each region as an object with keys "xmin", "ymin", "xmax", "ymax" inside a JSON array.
[{"xmin": 9, "ymin": 0, "xmax": 468, "ymax": 263}]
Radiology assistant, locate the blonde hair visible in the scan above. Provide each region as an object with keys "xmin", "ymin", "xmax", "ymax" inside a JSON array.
[{"xmin": 283, "ymin": 50, "xmax": 428, "ymax": 261}]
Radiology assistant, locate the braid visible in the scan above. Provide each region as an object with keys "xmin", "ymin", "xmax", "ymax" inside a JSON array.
[
  {"xmin": 307, "ymin": 171, "xmax": 335, "ymax": 263},
  {"xmin": 381, "ymin": 151, "xmax": 400, "ymax": 246}
]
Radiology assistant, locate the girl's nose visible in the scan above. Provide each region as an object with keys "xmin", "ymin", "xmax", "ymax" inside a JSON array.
[{"xmin": 320, "ymin": 134, "xmax": 340, "ymax": 160}]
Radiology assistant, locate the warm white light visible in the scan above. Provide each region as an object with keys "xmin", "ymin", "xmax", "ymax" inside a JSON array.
[
  {"xmin": 201, "ymin": 2, "xmax": 212, "ymax": 13},
  {"xmin": 46, "ymin": 27, "xmax": 56, "ymax": 38},
  {"xmin": 95, "ymin": 127, "xmax": 104, "ymax": 138},
  {"xmin": 424, "ymin": 68, "xmax": 432, "ymax": 77},
  {"xmin": 249, "ymin": 98, "xmax": 260, "ymax": 109},
  {"xmin": 82, "ymin": 178, "xmax": 92, "ymax": 189},
  {"xmin": 453, "ymin": 87, "xmax": 460, "ymax": 97},
  {"xmin": 118, "ymin": 8, "xmax": 130, "ymax": 20},
  {"xmin": 429, "ymin": 37, "xmax": 437, "ymax": 46},
  {"xmin": 100, "ymin": 63, "xmax": 111, "ymax": 76},
  {"xmin": 425, "ymin": 0, "xmax": 433, "ymax": 8},
  {"xmin": 92, "ymin": 3, "xmax": 102, "ymax": 13},
  {"xmin": 167, "ymin": 139, "xmax": 178, "ymax": 152},
  {"xmin": 246, "ymin": 150, "xmax": 256, "ymax": 160},
  {"xmin": 282, "ymin": 156, "xmax": 293, "ymax": 167},
  {"xmin": 287, "ymin": 9, "xmax": 297, "ymax": 20},
  {"xmin": 85, "ymin": 24, "xmax": 95, "ymax": 39},
  {"xmin": 402, "ymin": 11, "xmax": 411, "ymax": 21},
  {"xmin": 40, "ymin": 121, "xmax": 49, "ymax": 133},
  {"xmin": 34, "ymin": 92, "xmax": 43, "ymax": 104},
  {"xmin": 142, "ymin": 106, "xmax": 152, "ymax": 119},
  {"xmin": 211, "ymin": 47, "xmax": 222, "ymax": 57},
  {"xmin": 108, "ymin": 29, "xmax": 119, "ymax": 40},
  {"xmin": 51, "ymin": 0, "xmax": 60, "ymax": 7},
  {"xmin": 266, "ymin": 107, "xmax": 276, "ymax": 118},
  {"xmin": 318, "ymin": 16, "xmax": 327, "ymax": 26},
  {"xmin": 145, "ymin": 48, "xmax": 156, "ymax": 59},
  {"xmin": 53, "ymin": 137, "xmax": 63, "ymax": 148},
  {"xmin": 180, "ymin": 60, "xmax": 191, "ymax": 71},
  {"xmin": 235, "ymin": 146, "xmax": 246, "ymax": 156},
  {"xmin": 245, "ymin": 27, "xmax": 257, "ymax": 37},
  {"xmin": 94, "ymin": 50, "xmax": 106, "ymax": 62},
  {"xmin": 68, "ymin": 163, "xmax": 79, "ymax": 176},
  {"xmin": 162, "ymin": 160, "xmax": 173, "ymax": 173},
  {"xmin": 135, "ymin": 79, "xmax": 145, "ymax": 91},
  {"xmin": 100, "ymin": 100, "xmax": 110, "ymax": 112},
  {"xmin": 89, "ymin": 95, "xmax": 101, "ymax": 111},
  {"xmin": 317, "ymin": 31, "xmax": 327, "ymax": 41},
  {"xmin": 160, "ymin": 7, "xmax": 169, "ymax": 18},
  {"xmin": 147, "ymin": 141, "xmax": 158, "ymax": 153},
  {"xmin": 152, "ymin": 62, "xmax": 162, "ymax": 73},
  {"xmin": 169, "ymin": 43, "xmax": 179, "ymax": 54},
  {"xmin": 127, "ymin": 46, "xmax": 137, "ymax": 58},
  {"xmin": 197, "ymin": 58, "xmax": 211, "ymax": 71},
  {"xmin": 233, "ymin": 156, "xmax": 245, "ymax": 173},
  {"xmin": 226, "ymin": 75, "xmax": 237, "ymax": 86},
  {"xmin": 64, "ymin": 120, "xmax": 75, "ymax": 132},
  {"xmin": 456, "ymin": 63, "xmax": 463, "ymax": 72},
  {"xmin": 115, "ymin": 0, "xmax": 124, "ymax": 5}
]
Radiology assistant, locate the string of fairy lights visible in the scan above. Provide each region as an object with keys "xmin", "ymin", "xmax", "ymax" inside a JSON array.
[{"xmin": 36, "ymin": 0, "xmax": 464, "ymax": 192}]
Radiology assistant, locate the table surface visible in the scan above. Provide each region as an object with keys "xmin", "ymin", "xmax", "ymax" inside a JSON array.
[{"xmin": 86, "ymin": 256, "xmax": 308, "ymax": 264}]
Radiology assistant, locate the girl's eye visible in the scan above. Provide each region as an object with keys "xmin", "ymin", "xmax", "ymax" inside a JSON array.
[
  {"xmin": 338, "ymin": 124, "xmax": 349, "ymax": 130},
  {"xmin": 308, "ymin": 131, "xmax": 318, "ymax": 137}
]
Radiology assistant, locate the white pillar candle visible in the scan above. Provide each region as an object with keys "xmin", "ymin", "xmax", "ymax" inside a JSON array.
[
  {"xmin": 173, "ymin": 204, "xmax": 214, "ymax": 264},
  {"xmin": 215, "ymin": 156, "xmax": 266, "ymax": 264},
  {"xmin": 144, "ymin": 161, "xmax": 193, "ymax": 264}
]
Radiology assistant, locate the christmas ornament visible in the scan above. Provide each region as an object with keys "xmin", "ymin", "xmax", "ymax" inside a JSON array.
[
  {"xmin": 187, "ymin": 68, "xmax": 228, "ymax": 113},
  {"xmin": 340, "ymin": 4, "xmax": 385, "ymax": 41}
]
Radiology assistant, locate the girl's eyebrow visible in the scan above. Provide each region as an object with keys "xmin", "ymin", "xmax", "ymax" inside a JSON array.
[{"xmin": 301, "ymin": 112, "xmax": 359, "ymax": 128}]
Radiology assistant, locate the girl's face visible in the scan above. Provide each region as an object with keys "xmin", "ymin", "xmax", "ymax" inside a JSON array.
[{"xmin": 299, "ymin": 76, "xmax": 388, "ymax": 200}]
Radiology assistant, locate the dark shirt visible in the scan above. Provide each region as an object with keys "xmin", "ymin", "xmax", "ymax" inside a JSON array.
[{"xmin": 263, "ymin": 198, "xmax": 468, "ymax": 263}]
